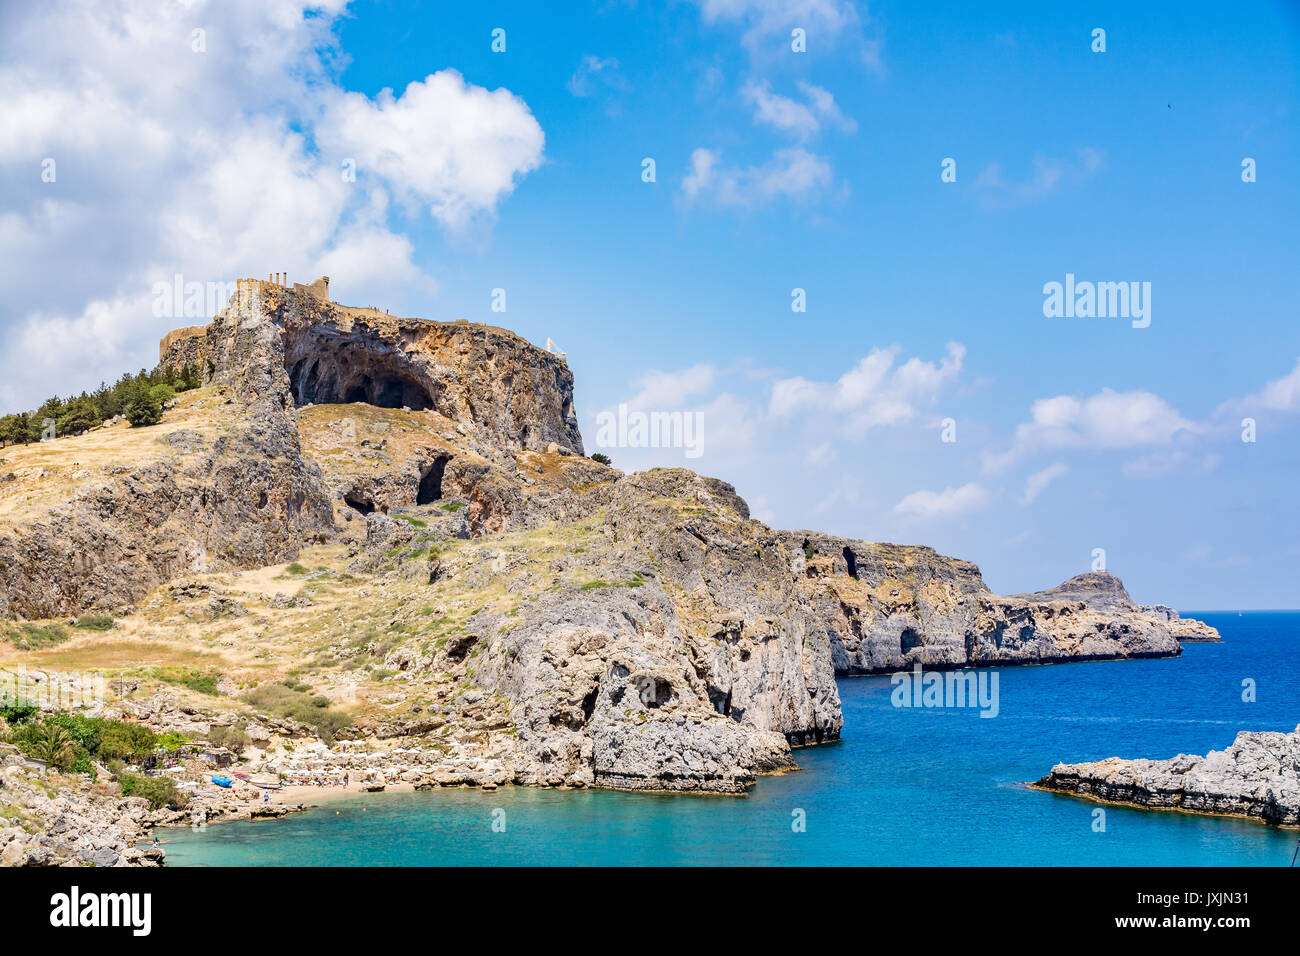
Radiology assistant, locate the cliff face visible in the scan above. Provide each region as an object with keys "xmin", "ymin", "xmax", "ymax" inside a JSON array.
[
  {"xmin": 1034, "ymin": 726, "xmax": 1300, "ymax": 827},
  {"xmin": 784, "ymin": 536, "xmax": 1200, "ymax": 674},
  {"xmin": 0, "ymin": 279, "xmax": 1222, "ymax": 795},
  {"xmin": 0, "ymin": 288, "xmax": 334, "ymax": 618},
  {"xmin": 159, "ymin": 279, "xmax": 583, "ymax": 455}
]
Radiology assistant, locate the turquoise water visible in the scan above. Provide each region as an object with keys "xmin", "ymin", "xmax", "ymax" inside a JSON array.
[{"xmin": 162, "ymin": 612, "xmax": 1300, "ymax": 866}]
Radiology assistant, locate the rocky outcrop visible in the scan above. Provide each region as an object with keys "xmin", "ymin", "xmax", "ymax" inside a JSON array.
[
  {"xmin": 785, "ymin": 538, "xmax": 1202, "ymax": 673},
  {"xmin": 377, "ymin": 468, "xmax": 842, "ymax": 793},
  {"xmin": 1, "ymin": 277, "xmax": 1222, "ymax": 799},
  {"xmin": 159, "ymin": 279, "xmax": 583, "ymax": 455},
  {"xmin": 0, "ymin": 756, "xmax": 164, "ymax": 867},
  {"xmin": 0, "ymin": 286, "xmax": 335, "ymax": 619},
  {"xmin": 1034, "ymin": 726, "xmax": 1300, "ymax": 827},
  {"xmin": 1137, "ymin": 604, "xmax": 1222, "ymax": 641}
]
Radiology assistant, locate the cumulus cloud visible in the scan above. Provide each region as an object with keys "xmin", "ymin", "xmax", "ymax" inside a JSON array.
[
  {"xmin": 1213, "ymin": 355, "xmax": 1300, "ymax": 424},
  {"xmin": 315, "ymin": 70, "xmax": 544, "ymax": 231},
  {"xmin": 0, "ymin": 1, "xmax": 545, "ymax": 412},
  {"xmin": 894, "ymin": 483, "xmax": 992, "ymax": 520},
  {"xmin": 591, "ymin": 364, "xmax": 757, "ymax": 461},
  {"xmin": 1020, "ymin": 462, "xmax": 1067, "ymax": 504},
  {"xmin": 742, "ymin": 79, "xmax": 856, "ymax": 139},
  {"xmin": 681, "ymin": 147, "xmax": 834, "ymax": 207},
  {"xmin": 983, "ymin": 387, "xmax": 1196, "ymax": 473},
  {"xmin": 622, "ymin": 365, "xmax": 719, "ymax": 411},
  {"xmin": 770, "ymin": 342, "xmax": 965, "ymax": 438}
]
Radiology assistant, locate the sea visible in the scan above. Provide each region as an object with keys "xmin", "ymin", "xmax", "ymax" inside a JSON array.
[{"xmin": 161, "ymin": 611, "xmax": 1299, "ymax": 866}]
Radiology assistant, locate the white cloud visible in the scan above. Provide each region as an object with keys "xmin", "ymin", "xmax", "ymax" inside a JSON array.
[
  {"xmin": 623, "ymin": 365, "xmax": 719, "ymax": 411},
  {"xmin": 894, "ymin": 483, "xmax": 992, "ymax": 520},
  {"xmin": 682, "ymin": 147, "xmax": 834, "ymax": 207},
  {"xmin": 567, "ymin": 56, "xmax": 625, "ymax": 98},
  {"xmin": 770, "ymin": 342, "xmax": 965, "ymax": 438},
  {"xmin": 0, "ymin": 1, "xmax": 545, "ymax": 412},
  {"xmin": 591, "ymin": 363, "xmax": 757, "ymax": 461},
  {"xmin": 1020, "ymin": 462, "xmax": 1067, "ymax": 504},
  {"xmin": 315, "ymin": 70, "xmax": 544, "ymax": 231},
  {"xmin": 691, "ymin": 0, "xmax": 883, "ymax": 70},
  {"xmin": 984, "ymin": 387, "xmax": 1196, "ymax": 473},
  {"xmin": 1214, "ymin": 355, "xmax": 1300, "ymax": 422},
  {"xmin": 973, "ymin": 149, "xmax": 1106, "ymax": 209},
  {"xmin": 742, "ymin": 79, "xmax": 856, "ymax": 140}
]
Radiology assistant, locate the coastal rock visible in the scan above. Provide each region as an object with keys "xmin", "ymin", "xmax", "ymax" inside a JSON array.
[
  {"xmin": 786, "ymin": 537, "xmax": 1202, "ymax": 673},
  {"xmin": 1034, "ymin": 725, "xmax": 1300, "ymax": 827}
]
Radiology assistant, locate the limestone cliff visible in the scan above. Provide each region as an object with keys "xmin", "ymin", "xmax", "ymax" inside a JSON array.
[
  {"xmin": 0, "ymin": 278, "xmax": 1223, "ymax": 797},
  {"xmin": 1034, "ymin": 726, "xmax": 1300, "ymax": 827},
  {"xmin": 159, "ymin": 278, "xmax": 583, "ymax": 455},
  {"xmin": 0, "ymin": 287, "xmax": 334, "ymax": 618},
  {"xmin": 785, "ymin": 536, "xmax": 1203, "ymax": 673}
]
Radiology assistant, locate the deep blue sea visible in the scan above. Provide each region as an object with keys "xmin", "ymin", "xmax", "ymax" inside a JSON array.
[{"xmin": 162, "ymin": 612, "xmax": 1299, "ymax": 866}]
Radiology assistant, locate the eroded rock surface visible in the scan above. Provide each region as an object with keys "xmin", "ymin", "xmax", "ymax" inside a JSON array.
[
  {"xmin": 0, "ymin": 287, "xmax": 334, "ymax": 618},
  {"xmin": 1035, "ymin": 726, "xmax": 1300, "ymax": 827},
  {"xmin": 786, "ymin": 538, "xmax": 1201, "ymax": 673},
  {"xmin": 0, "ymin": 278, "xmax": 1222, "ymax": 804}
]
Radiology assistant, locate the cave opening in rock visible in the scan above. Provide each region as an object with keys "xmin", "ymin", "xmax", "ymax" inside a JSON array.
[
  {"xmin": 417, "ymin": 455, "xmax": 452, "ymax": 505},
  {"xmin": 900, "ymin": 627, "xmax": 923, "ymax": 654},
  {"xmin": 842, "ymin": 546, "xmax": 858, "ymax": 580},
  {"xmin": 344, "ymin": 491, "xmax": 376, "ymax": 515},
  {"xmin": 284, "ymin": 332, "xmax": 436, "ymax": 411}
]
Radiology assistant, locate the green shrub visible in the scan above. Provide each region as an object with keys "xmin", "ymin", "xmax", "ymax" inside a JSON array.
[
  {"xmin": 98, "ymin": 720, "xmax": 158, "ymax": 763},
  {"xmin": 44, "ymin": 712, "xmax": 104, "ymax": 754},
  {"xmin": 149, "ymin": 384, "xmax": 176, "ymax": 405},
  {"xmin": 73, "ymin": 613, "xmax": 115, "ymax": 631},
  {"xmin": 0, "ymin": 702, "xmax": 38, "ymax": 725},
  {"xmin": 56, "ymin": 397, "xmax": 101, "ymax": 437},
  {"xmin": 71, "ymin": 753, "xmax": 97, "ymax": 778},
  {"xmin": 245, "ymin": 684, "xmax": 351, "ymax": 744},
  {"xmin": 118, "ymin": 772, "xmax": 186, "ymax": 810},
  {"xmin": 5, "ymin": 622, "xmax": 68, "ymax": 649},
  {"xmin": 13, "ymin": 722, "xmax": 76, "ymax": 770},
  {"xmin": 207, "ymin": 724, "xmax": 251, "ymax": 756},
  {"xmin": 439, "ymin": 501, "xmax": 465, "ymax": 513},
  {"xmin": 590, "ymin": 453, "xmax": 612, "ymax": 466},
  {"xmin": 158, "ymin": 669, "xmax": 220, "ymax": 696},
  {"xmin": 124, "ymin": 394, "xmax": 163, "ymax": 427}
]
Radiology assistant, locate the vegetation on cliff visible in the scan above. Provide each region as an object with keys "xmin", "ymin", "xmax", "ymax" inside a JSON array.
[{"xmin": 0, "ymin": 364, "xmax": 200, "ymax": 445}]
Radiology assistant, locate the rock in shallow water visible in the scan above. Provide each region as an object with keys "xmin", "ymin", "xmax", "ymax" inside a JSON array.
[{"xmin": 1035, "ymin": 724, "xmax": 1300, "ymax": 827}]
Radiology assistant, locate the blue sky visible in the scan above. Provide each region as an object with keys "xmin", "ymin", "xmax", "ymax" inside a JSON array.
[{"xmin": 2, "ymin": 1, "xmax": 1297, "ymax": 607}]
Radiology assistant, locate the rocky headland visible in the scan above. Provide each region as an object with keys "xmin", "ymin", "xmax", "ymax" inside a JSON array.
[
  {"xmin": 1033, "ymin": 726, "xmax": 1300, "ymax": 827},
  {"xmin": 0, "ymin": 277, "xmax": 1229, "ymax": 863}
]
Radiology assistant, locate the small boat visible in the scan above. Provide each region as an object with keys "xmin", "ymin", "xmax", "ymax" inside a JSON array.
[{"xmin": 211, "ymin": 775, "xmax": 233, "ymax": 788}]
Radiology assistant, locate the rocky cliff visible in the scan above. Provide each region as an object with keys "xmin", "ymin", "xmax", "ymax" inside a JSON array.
[
  {"xmin": 1033, "ymin": 726, "xmax": 1300, "ymax": 827},
  {"xmin": 0, "ymin": 285, "xmax": 334, "ymax": 618},
  {"xmin": 785, "ymin": 536, "xmax": 1198, "ymax": 674},
  {"xmin": 159, "ymin": 278, "xmax": 583, "ymax": 455},
  {"xmin": 0, "ymin": 279, "xmax": 1223, "ymax": 798}
]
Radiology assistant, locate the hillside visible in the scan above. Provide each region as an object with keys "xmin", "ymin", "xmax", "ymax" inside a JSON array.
[{"xmin": 0, "ymin": 279, "xmax": 1221, "ymax": 820}]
